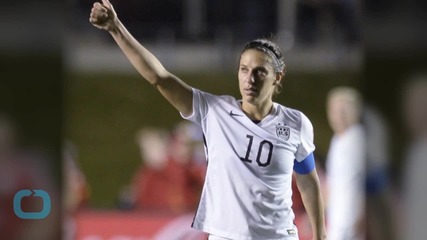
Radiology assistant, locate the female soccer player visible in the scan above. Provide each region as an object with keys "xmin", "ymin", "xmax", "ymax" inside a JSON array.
[{"xmin": 90, "ymin": 1, "xmax": 327, "ymax": 239}]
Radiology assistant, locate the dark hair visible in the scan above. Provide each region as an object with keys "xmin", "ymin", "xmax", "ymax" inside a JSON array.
[
  {"xmin": 240, "ymin": 38, "xmax": 286, "ymax": 95},
  {"xmin": 241, "ymin": 38, "xmax": 286, "ymax": 73}
]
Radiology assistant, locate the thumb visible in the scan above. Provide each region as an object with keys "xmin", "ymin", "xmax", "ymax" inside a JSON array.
[{"xmin": 101, "ymin": 0, "xmax": 112, "ymax": 9}]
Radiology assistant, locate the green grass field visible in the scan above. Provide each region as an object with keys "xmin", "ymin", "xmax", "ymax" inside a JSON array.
[{"xmin": 64, "ymin": 70, "xmax": 360, "ymax": 208}]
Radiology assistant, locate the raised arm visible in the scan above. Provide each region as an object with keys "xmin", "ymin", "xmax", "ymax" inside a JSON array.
[
  {"xmin": 295, "ymin": 170, "xmax": 327, "ymax": 240},
  {"xmin": 89, "ymin": 0, "xmax": 193, "ymax": 116}
]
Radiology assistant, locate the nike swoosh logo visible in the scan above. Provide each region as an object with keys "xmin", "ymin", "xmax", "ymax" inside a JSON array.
[{"xmin": 229, "ymin": 110, "xmax": 243, "ymax": 117}]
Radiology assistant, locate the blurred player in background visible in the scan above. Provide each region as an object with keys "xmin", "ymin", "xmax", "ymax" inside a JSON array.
[
  {"xmin": 123, "ymin": 127, "xmax": 170, "ymax": 211},
  {"xmin": 0, "ymin": 114, "xmax": 59, "ymax": 240},
  {"xmin": 89, "ymin": 0, "xmax": 327, "ymax": 239},
  {"xmin": 362, "ymin": 106, "xmax": 396, "ymax": 240},
  {"xmin": 400, "ymin": 74, "xmax": 427, "ymax": 240},
  {"xmin": 122, "ymin": 123, "xmax": 205, "ymax": 213},
  {"xmin": 63, "ymin": 141, "xmax": 90, "ymax": 240},
  {"xmin": 325, "ymin": 87, "xmax": 365, "ymax": 240},
  {"xmin": 326, "ymin": 87, "xmax": 397, "ymax": 240}
]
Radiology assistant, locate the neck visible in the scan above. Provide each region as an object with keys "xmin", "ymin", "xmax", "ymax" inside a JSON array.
[
  {"xmin": 334, "ymin": 123, "xmax": 358, "ymax": 136},
  {"xmin": 241, "ymin": 100, "xmax": 273, "ymax": 121}
]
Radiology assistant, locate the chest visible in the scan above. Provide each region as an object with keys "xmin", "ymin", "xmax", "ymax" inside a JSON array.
[{"xmin": 204, "ymin": 111, "xmax": 301, "ymax": 176}]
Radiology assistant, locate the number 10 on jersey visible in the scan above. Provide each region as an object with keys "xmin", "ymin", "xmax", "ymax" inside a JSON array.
[{"xmin": 240, "ymin": 135, "xmax": 273, "ymax": 167}]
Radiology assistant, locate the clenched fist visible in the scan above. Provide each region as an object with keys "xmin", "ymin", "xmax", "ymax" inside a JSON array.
[{"xmin": 89, "ymin": 0, "xmax": 117, "ymax": 32}]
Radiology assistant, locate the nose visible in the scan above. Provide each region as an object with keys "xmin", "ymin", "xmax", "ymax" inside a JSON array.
[{"xmin": 246, "ymin": 71, "xmax": 255, "ymax": 84}]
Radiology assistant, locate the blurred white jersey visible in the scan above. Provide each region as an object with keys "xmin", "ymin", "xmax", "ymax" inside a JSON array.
[
  {"xmin": 326, "ymin": 125, "xmax": 366, "ymax": 240},
  {"xmin": 181, "ymin": 88, "xmax": 315, "ymax": 240},
  {"xmin": 402, "ymin": 138, "xmax": 427, "ymax": 240}
]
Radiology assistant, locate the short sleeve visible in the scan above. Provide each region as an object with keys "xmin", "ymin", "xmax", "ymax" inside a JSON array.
[
  {"xmin": 295, "ymin": 113, "xmax": 316, "ymax": 162},
  {"xmin": 180, "ymin": 88, "xmax": 209, "ymax": 125}
]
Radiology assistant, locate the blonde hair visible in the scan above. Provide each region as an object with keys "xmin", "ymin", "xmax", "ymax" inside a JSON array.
[{"xmin": 327, "ymin": 86, "xmax": 363, "ymax": 119}]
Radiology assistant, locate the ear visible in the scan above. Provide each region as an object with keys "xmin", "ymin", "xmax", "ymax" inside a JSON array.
[{"xmin": 274, "ymin": 71, "xmax": 284, "ymax": 84}]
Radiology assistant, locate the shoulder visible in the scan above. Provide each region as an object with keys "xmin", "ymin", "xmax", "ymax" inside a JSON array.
[
  {"xmin": 275, "ymin": 103, "xmax": 312, "ymax": 127},
  {"xmin": 347, "ymin": 124, "xmax": 366, "ymax": 140},
  {"xmin": 193, "ymin": 88, "xmax": 237, "ymax": 105}
]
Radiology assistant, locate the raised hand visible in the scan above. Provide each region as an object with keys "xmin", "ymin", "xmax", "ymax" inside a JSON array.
[{"xmin": 89, "ymin": 0, "xmax": 117, "ymax": 32}]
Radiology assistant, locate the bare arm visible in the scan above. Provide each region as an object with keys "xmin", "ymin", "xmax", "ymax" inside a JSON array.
[
  {"xmin": 295, "ymin": 170, "xmax": 327, "ymax": 240},
  {"xmin": 89, "ymin": 0, "xmax": 193, "ymax": 116}
]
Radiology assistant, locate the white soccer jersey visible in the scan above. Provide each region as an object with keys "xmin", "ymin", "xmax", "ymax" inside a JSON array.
[
  {"xmin": 326, "ymin": 125, "xmax": 366, "ymax": 240},
  {"xmin": 181, "ymin": 88, "xmax": 315, "ymax": 240}
]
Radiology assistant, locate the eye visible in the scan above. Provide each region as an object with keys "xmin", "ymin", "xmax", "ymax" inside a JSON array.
[
  {"xmin": 240, "ymin": 67, "xmax": 249, "ymax": 73},
  {"xmin": 256, "ymin": 69, "xmax": 267, "ymax": 77}
]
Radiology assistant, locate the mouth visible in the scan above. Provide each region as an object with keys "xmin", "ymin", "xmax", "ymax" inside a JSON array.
[{"xmin": 244, "ymin": 87, "xmax": 258, "ymax": 96}]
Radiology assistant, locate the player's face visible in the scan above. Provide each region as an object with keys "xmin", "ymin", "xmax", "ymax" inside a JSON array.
[
  {"xmin": 403, "ymin": 83, "xmax": 427, "ymax": 138},
  {"xmin": 327, "ymin": 97, "xmax": 358, "ymax": 135},
  {"xmin": 238, "ymin": 49, "xmax": 278, "ymax": 105}
]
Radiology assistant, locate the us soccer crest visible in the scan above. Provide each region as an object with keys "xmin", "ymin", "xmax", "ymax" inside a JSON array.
[{"xmin": 276, "ymin": 123, "xmax": 290, "ymax": 141}]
